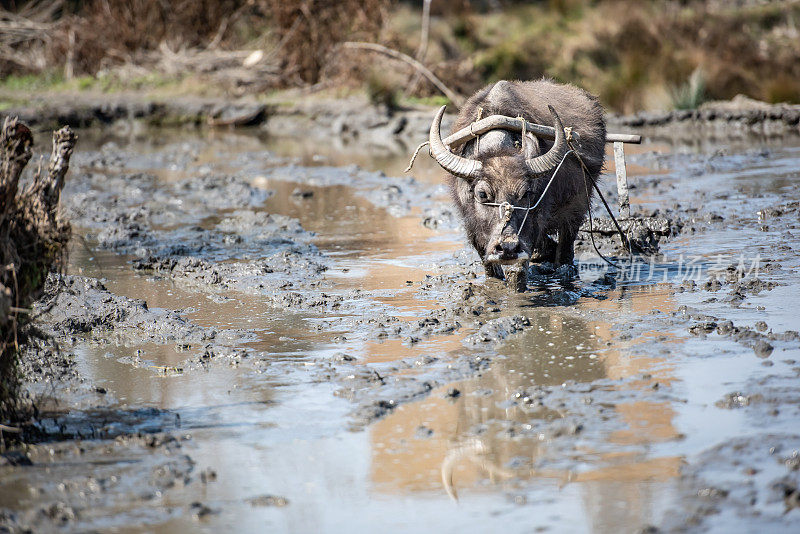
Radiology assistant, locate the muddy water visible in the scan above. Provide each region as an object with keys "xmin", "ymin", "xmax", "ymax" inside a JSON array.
[{"xmin": 2, "ymin": 126, "xmax": 800, "ymax": 533}]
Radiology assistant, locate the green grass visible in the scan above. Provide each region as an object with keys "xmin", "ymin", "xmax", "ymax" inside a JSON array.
[
  {"xmin": 401, "ymin": 94, "xmax": 450, "ymax": 107},
  {"xmin": 669, "ymin": 68, "xmax": 707, "ymax": 110},
  {"xmin": 0, "ymin": 72, "xmax": 68, "ymax": 92},
  {"xmin": 0, "ymin": 71, "xmax": 180, "ymax": 96}
]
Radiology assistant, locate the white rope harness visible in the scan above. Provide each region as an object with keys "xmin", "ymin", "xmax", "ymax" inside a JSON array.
[{"xmin": 478, "ymin": 149, "xmax": 574, "ymax": 232}]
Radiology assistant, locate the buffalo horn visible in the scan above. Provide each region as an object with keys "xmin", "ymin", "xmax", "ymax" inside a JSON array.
[
  {"xmin": 525, "ymin": 105, "xmax": 568, "ymax": 175},
  {"xmin": 429, "ymin": 105, "xmax": 482, "ymax": 181}
]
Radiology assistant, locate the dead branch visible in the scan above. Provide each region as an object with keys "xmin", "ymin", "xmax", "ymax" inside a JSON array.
[
  {"xmin": 264, "ymin": 0, "xmax": 386, "ymax": 86},
  {"xmin": 147, "ymin": 43, "xmax": 281, "ymax": 92},
  {"xmin": 0, "ymin": 118, "xmax": 33, "ymax": 216},
  {"xmin": 406, "ymin": 0, "xmax": 432, "ymax": 94},
  {"xmin": 0, "ymin": 116, "xmax": 74, "ymax": 422},
  {"xmin": 341, "ymin": 41, "xmax": 464, "ymax": 107},
  {"xmin": 39, "ymin": 126, "xmax": 77, "ymax": 212},
  {"xmin": 155, "ymin": 42, "xmax": 279, "ymax": 74}
]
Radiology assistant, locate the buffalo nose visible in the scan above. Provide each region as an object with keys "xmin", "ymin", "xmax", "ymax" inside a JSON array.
[{"xmin": 494, "ymin": 235, "xmax": 521, "ymax": 257}]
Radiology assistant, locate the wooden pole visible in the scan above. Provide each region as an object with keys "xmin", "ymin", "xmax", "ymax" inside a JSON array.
[
  {"xmin": 444, "ymin": 114, "xmax": 642, "ymax": 148},
  {"xmin": 613, "ymin": 141, "xmax": 630, "ymax": 219}
]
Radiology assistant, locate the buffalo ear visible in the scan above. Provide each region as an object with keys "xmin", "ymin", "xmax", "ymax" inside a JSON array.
[{"xmin": 521, "ymin": 133, "xmax": 540, "ymax": 160}]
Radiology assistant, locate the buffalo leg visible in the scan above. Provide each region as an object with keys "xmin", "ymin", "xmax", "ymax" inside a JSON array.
[
  {"xmin": 555, "ymin": 227, "xmax": 577, "ymax": 266},
  {"xmin": 504, "ymin": 262, "xmax": 528, "ymax": 292},
  {"xmin": 531, "ymin": 235, "xmax": 557, "ymax": 263},
  {"xmin": 484, "ymin": 263, "xmax": 504, "ymax": 280}
]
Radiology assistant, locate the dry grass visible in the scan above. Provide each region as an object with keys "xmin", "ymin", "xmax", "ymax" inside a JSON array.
[
  {"xmin": 381, "ymin": 0, "xmax": 800, "ymax": 111},
  {"xmin": 53, "ymin": 0, "xmax": 249, "ymax": 75},
  {"xmin": 262, "ymin": 0, "xmax": 388, "ymax": 86},
  {"xmin": 2, "ymin": 1, "xmax": 799, "ymax": 111}
]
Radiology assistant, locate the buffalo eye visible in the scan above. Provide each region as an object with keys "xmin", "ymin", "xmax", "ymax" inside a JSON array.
[{"xmin": 474, "ymin": 181, "xmax": 492, "ymax": 203}]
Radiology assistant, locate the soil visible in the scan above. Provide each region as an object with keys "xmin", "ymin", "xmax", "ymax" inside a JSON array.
[{"xmin": 0, "ymin": 97, "xmax": 799, "ymax": 532}]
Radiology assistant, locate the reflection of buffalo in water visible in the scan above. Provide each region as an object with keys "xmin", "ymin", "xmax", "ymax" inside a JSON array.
[{"xmin": 441, "ymin": 309, "xmax": 605, "ymax": 497}]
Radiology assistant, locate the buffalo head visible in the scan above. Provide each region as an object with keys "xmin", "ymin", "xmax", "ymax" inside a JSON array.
[{"xmin": 429, "ymin": 104, "xmax": 569, "ymax": 276}]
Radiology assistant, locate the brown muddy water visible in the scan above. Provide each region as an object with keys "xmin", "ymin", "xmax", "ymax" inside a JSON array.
[{"xmin": 1, "ymin": 123, "xmax": 800, "ymax": 533}]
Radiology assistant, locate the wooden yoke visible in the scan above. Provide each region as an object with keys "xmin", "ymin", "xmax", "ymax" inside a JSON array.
[{"xmin": 443, "ymin": 114, "xmax": 641, "ymax": 220}]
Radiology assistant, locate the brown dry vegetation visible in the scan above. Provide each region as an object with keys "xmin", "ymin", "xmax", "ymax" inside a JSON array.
[
  {"xmin": 1, "ymin": 1, "xmax": 799, "ymax": 111},
  {"xmin": 263, "ymin": 0, "xmax": 387, "ymax": 86},
  {"xmin": 379, "ymin": 0, "xmax": 800, "ymax": 112},
  {"xmin": 51, "ymin": 0, "xmax": 248, "ymax": 75}
]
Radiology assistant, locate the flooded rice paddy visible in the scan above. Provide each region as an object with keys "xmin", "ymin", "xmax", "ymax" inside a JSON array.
[{"xmin": 1, "ymin": 123, "xmax": 800, "ymax": 533}]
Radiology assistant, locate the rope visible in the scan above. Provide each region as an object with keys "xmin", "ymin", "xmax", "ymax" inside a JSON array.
[
  {"xmin": 480, "ymin": 149, "xmax": 574, "ymax": 217},
  {"xmin": 567, "ymin": 137, "xmax": 631, "ymax": 253},
  {"xmin": 519, "ymin": 195, "xmax": 532, "ymax": 232},
  {"xmin": 593, "ymin": 179, "xmax": 632, "ymax": 252},
  {"xmin": 580, "ymin": 162, "xmax": 619, "ymax": 269},
  {"xmin": 473, "ymin": 107, "xmax": 483, "ymax": 155},
  {"xmin": 567, "ymin": 138, "xmax": 630, "ymax": 268},
  {"xmin": 404, "ymin": 141, "xmax": 429, "ymax": 173}
]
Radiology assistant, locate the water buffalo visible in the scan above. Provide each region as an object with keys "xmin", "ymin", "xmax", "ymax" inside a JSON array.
[{"xmin": 429, "ymin": 79, "xmax": 606, "ymax": 285}]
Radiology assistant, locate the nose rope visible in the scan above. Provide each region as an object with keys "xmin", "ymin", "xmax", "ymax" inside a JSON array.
[
  {"xmin": 519, "ymin": 195, "xmax": 532, "ymax": 231},
  {"xmin": 498, "ymin": 201, "xmax": 513, "ymax": 223},
  {"xmin": 479, "ymin": 149, "xmax": 575, "ymax": 228},
  {"xmin": 517, "ymin": 115, "xmax": 527, "ymax": 156},
  {"xmin": 473, "ymin": 107, "xmax": 483, "ymax": 155}
]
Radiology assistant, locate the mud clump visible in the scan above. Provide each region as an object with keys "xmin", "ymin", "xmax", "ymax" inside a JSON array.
[
  {"xmin": 715, "ymin": 392, "xmax": 764, "ymax": 409},
  {"xmin": 133, "ymin": 253, "xmax": 337, "ymax": 312},
  {"xmin": 33, "ymin": 274, "xmax": 227, "ymax": 347},
  {"xmin": 753, "ymin": 339, "xmax": 774, "ymax": 359},
  {"xmin": 190, "ymin": 502, "xmax": 216, "ymax": 521},
  {"xmin": 665, "ymin": 435, "xmax": 800, "ymax": 532},
  {"xmin": 62, "ymin": 144, "xmax": 348, "ymax": 314},
  {"xmin": 577, "ymin": 216, "xmax": 682, "ymax": 255},
  {"xmin": 687, "ymin": 314, "xmax": 789, "ymax": 358},
  {"xmin": 0, "ymin": 428, "xmax": 197, "ymax": 533},
  {"xmin": 422, "ymin": 204, "xmax": 459, "ymax": 230},
  {"xmin": 464, "ymin": 315, "xmax": 531, "ymax": 345},
  {"xmin": 611, "ymin": 97, "xmax": 800, "ymax": 139},
  {"xmin": 689, "ymin": 321, "xmax": 718, "ymax": 335},
  {"xmin": 247, "ymin": 495, "xmax": 289, "ymax": 507},
  {"xmin": 64, "ymin": 169, "xmax": 275, "ymax": 258}
]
